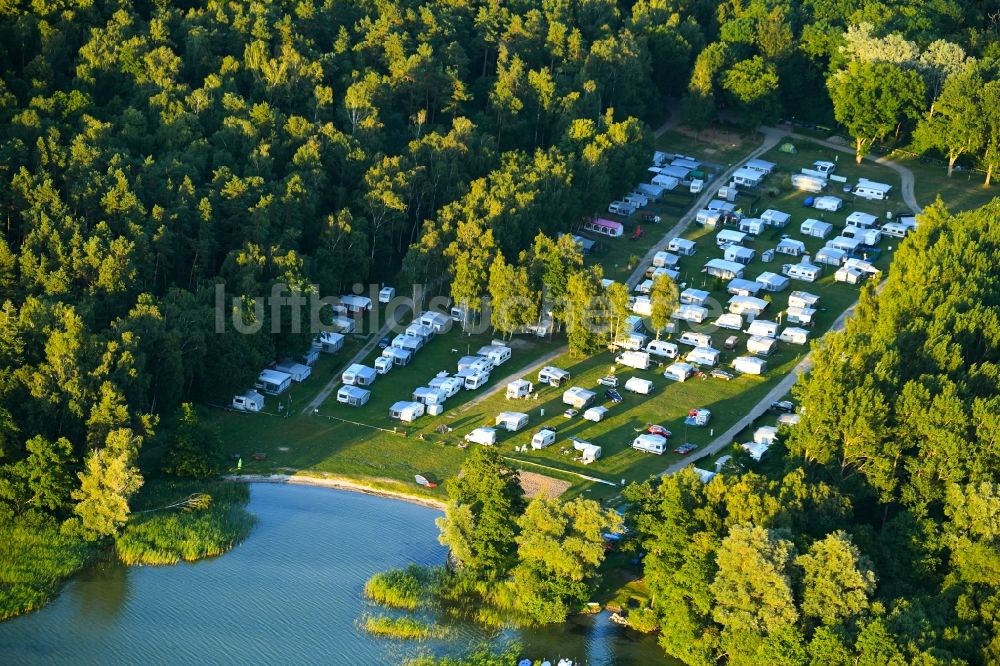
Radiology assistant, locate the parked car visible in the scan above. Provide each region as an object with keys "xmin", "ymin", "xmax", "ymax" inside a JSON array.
[
  {"xmin": 674, "ymin": 443, "xmax": 698, "ymax": 455},
  {"xmin": 711, "ymin": 369, "xmax": 735, "ymax": 381},
  {"xmin": 563, "ymin": 408, "xmax": 578, "ymax": 418},
  {"xmin": 605, "ymin": 389, "xmax": 623, "ymax": 404},
  {"xmin": 647, "ymin": 424, "xmax": 672, "ymax": 438},
  {"xmin": 377, "ymin": 336, "xmax": 391, "ymax": 349},
  {"xmin": 597, "ymin": 375, "xmax": 619, "ymax": 387},
  {"xmin": 770, "ymin": 400, "xmax": 795, "ymax": 413}
]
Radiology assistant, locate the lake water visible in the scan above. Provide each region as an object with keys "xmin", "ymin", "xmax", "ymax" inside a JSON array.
[{"xmin": 0, "ymin": 484, "xmax": 667, "ymax": 665}]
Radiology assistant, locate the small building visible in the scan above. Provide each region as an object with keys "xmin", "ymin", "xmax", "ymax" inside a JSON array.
[
  {"xmin": 744, "ymin": 158, "xmax": 776, "ymax": 174},
  {"xmin": 747, "ymin": 335, "xmax": 778, "ymax": 356},
  {"xmin": 779, "ymin": 327, "xmax": 810, "ymax": 345},
  {"xmin": 717, "ymin": 229, "xmax": 748, "ymax": 248},
  {"xmin": 704, "ymin": 258, "xmax": 746, "ymax": 280},
  {"xmin": 664, "ymin": 361, "xmax": 696, "ymax": 382},
  {"xmin": 846, "ymin": 211, "xmax": 879, "ymax": 229},
  {"xmin": 232, "ymin": 389, "xmax": 265, "ymax": 412},
  {"xmin": 800, "ymin": 218, "xmax": 833, "ymax": 239},
  {"xmin": 853, "ymin": 178, "xmax": 892, "ymax": 200},
  {"xmin": 738, "ymin": 218, "xmax": 766, "ymax": 235},
  {"xmin": 686, "ymin": 346, "xmax": 721, "ymax": 367},
  {"xmin": 342, "ymin": 363, "xmax": 377, "ymax": 387},
  {"xmin": 256, "ymin": 369, "xmax": 291, "ymax": 396},
  {"xmin": 733, "ymin": 356, "xmax": 767, "ymax": 375},
  {"xmin": 624, "ymin": 377, "xmax": 654, "ymax": 394},
  {"xmin": 782, "ymin": 260, "xmax": 823, "ymax": 283},
  {"xmin": 652, "ymin": 251, "xmax": 680, "ymax": 268},
  {"xmin": 464, "ymin": 427, "xmax": 497, "ymax": 446},
  {"xmin": 672, "ymin": 304, "xmax": 708, "ymax": 324},
  {"xmin": 563, "ymin": 386, "xmax": 597, "ymax": 409},
  {"xmin": 680, "ymin": 288, "xmax": 710, "ymax": 306},
  {"xmin": 506, "ymin": 379, "xmax": 533, "ymax": 399},
  {"xmin": 775, "ymin": 238, "xmax": 807, "ymax": 257},
  {"xmin": 728, "ymin": 295, "xmax": 769, "ymax": 317},
  {"xmin": 786, "ymin": 306, "xmax": 817, "ymax": 325},
  {"xmin": 756, "ymin": 272, "xmax": 789, "ymax": 292},
  {"xmin": 389, "ymin": 401, "xmax": 425, "ymax": 423},
  {"xmin": 317, "ymin": 331, "xmax": 345, "ymax": 353},
  {"xmin": 668, "ymin": 237, "xmax": 697, "ymax": 255},
  {"xmin": 495, "ymin": 411, "xmax": 529, "ymax": 432},
  {"xmin": 746, "ymin": 319, "xmax": 779, "ymax": 338},
  {"xmin": 583, "ymin": 406, "xmax": 609, "ymax": 422},
  {"xmin": 815, "ymin": 246, "xmax": 846, "ymax": 267},
  {"xmin": 412, "ymin": 386, "xmax": 448, "ymax": 406},
  {"xmin": 724, "ymin": 246, "xmax": 756, "ymax": 266},
  {"xmin": 382, "ymin": 346, "xmax": 412, "ymax": 367},
  {"xmin": 275, "ymin": 361, "xmax": 311, "ymax": 383},
  {"xmin": 336, "ymin": 385, "xmax": 370, "ymax": 407},
  {"xmin": 583, "ymin": 217, "xmax": 625, "ymax": 238},
  {"xmin": 715, "ymin": 313, "xmax": 744, "ymax": 330},
  {"xmin": 727, "ymin": 278, "xmax": 763, "ymax": 297},
  {"xmin": 760, "ymin": 209, "xmax": 790, "ymax": 228},
  {"xmin": 812, "ymin": 195, "xmax": 843, "ymax": 212},
  {"xmin": 696, "ymin": 209, "xmax": 723, "ymax": 228}
]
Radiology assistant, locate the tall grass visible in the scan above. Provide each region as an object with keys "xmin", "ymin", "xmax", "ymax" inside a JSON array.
[
  {"xmin": 0, "ymin": 508, "xmax": 93, "ymax": 620},
  {"xmin": 362, "ymin": 614, "xmax": 447, "ymax": 640},
  {"xmin": 115, "ymin": 480, "xmax": 254, "ymax": 566},
  {"xmin": 364, "ymin": 564, "xmax": 440, "ymax": 610}
]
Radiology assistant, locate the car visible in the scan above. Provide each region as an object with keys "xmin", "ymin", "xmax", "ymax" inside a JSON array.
[
  {"xmin": 377, "ymin": 336, "xmax": 391, "ymax": 349},
  {"xmin": 597, "ymin": 375, "xmax": 619, "ymax": 387},
  {"xmin": 710, "ymin": 369, "xmax": 734, "ymax": 381},
  {"xmin": 674, "ymin": 443, "xmax": 698, "ymax": 455},
  {"xmin": 563, "ymin": 409, "xmax": 578, "ymax": 418},
  {"xmin": 605, "ymin": 389, "xmax": 623, "ymax": 403},
  {"xmin": 770, "ymin": 400, "xmax": 795, "ymax": 413},
  {"xmin": 647, "ymin": 424, "xmax": 672, "ymax": 438}
]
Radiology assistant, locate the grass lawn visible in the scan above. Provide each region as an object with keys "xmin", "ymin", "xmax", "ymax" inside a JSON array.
[
  {"xmin": 888, "ymin": 152, "xmax": 997, "ymax": 212},
  {"xmin": 656, "ymin": 127, "xmax": 757, "ymax": 166}
]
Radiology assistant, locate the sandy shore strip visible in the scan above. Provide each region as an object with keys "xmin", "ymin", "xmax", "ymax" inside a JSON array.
[{"xmin": 225, "ymin": 473, "xmax": 446, "ymax": 511}]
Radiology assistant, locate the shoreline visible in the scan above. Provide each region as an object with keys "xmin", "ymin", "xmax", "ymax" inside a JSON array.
[{"xmin": 225, "ymin": 473, "xmax": 447, "ymax": 511}]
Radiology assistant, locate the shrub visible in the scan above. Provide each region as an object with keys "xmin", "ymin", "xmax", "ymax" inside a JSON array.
[
  {"xmin": 364, "ymin": 564, "xmax": 435, "ymax": 610},
  {"xmin": 362, "ymin": 614, "xmax": 447, "ymax": 640}
]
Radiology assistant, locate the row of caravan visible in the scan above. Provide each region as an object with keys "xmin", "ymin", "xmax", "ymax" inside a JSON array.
[{"xmin": 235, "ymin": 339, "xmax": 332, "ymax": 411}]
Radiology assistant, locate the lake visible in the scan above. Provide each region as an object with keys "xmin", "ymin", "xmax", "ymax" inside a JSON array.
[{"xmin": 0, "ymin": 484, "xmax": 667, "ymax": 665}]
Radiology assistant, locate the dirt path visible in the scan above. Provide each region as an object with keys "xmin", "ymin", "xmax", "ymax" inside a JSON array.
[{"xmin": 624, "ymin": 126, "xmax": 789, "ymax": 288}]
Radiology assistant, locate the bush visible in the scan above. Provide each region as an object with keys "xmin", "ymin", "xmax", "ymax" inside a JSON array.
[
  {"xmin": 626, "ymin": 606, "xmax": 659, "ymax": 633},
  {"xmin": 362, "ymin": 614, "xmax": 447, "ymax": 640},
  {"xmin": 115, "ymin": 481, "xmax": 253, "ymax": 565},
  {"xmin": 364, "ymin": 564, "xmax": 437, "ymax": 610}
]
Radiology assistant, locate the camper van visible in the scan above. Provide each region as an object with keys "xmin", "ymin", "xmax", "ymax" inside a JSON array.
[
  {"xmin": 733, "ymin": 356, "xmax": 768, "ymax": 375},
  {"xmin": 583, "ymin": 406, "xmax": 609, "ymax": 422},
  {"xmin": 716, "ymin": 229, "xmax": 747, "ymax": 248},
  {"xmin": 378, "ymin": 286, "xmax": 395, "ymax": 303},
  {"xmin": 679, "ymin": 331, "xmax": 712, "ymax": 347},
  {"xmin": 608, "ymin": 200, "xmax": 636, "ymax": 216},
  {"xmin": 633, "ymin": 434, "xmax": 667, "ymax": 455},
  {"xmin": 317, "ymin": 331, "xmax": 345, "ymax": 353},
  {"xmin": 747, "ymin": 335, "xmax": 778, "ymax": 356},
  {"xmin": 782, "ymin": 262, "xmax": 823, "ymax": 283},
  {"xmin": 373, "ymin": 356, "xmax": 393, "ymax": 375},
  {"xmin": 624, "ymin": 193, "xmax": 649, "ymax": 208},
  {"xmin": 880, "ymin": 222, "xmax": 911, "ymax": 239},
  {"xmin": 853, "ymin": 178, "xmax": 892, "ymax": 200},
  {"xmin": 495, "ymin": 412, "xmax": 529, "ymax": 432},
  {"xmin": 724, "ymin": 246, "xmax": 756, "ymax": 265},
  {"xmin": 652, "ymin": 251, "xmax": 680, "ymax": 268},
  {"xmin": 342, "ymin": 364, "xmax": 378, "ymax": 387},
  {"xmin": 275, "ymin": 362, "xmax": 311, "ymax": 383},
  {"xmin": 846, "ymin": 211, "xmax": 879, "ymax": 229},
  {"xmin": 668, "ymin": 237, "xmax": 697, "ymax": 255},
  {"xmin": 336, "ymin": 385, "xmax": 370, "ymax": 407},
  {"xmin": 477, "ymin": 344, "xmax": 511, "ymax": 367},
  {"xmin": 672, "ymin": 304, "xmax": 709, "ymax": 324},
  {"xmin": 728, "ymin": 296, "xmax": 768, "ymax": 317},
  {"xmin": 760, "ymin": 209, "xmax": 790, "ymax": 228},
  {"xmin": 382, "ymin": 346, "xmax": 413, "ymax": 367},
  {"xmin": 412, "ymin": 386, "xmax": 448, "ymax": 406},
  {"xmin": 800, "ymin": 218, "xmax": 833, "ymax": 238},
  {"xmin": 464, "ymin": 427, "xmax": 497, "ymax": 446},
  {"xmin": 715, "ymin": 313, "xmax": 744, "ymax": 330},
  {"xmin": 779, "ymin": 327, "xmax": 810, "ymax": 345},
  {"xmin": 573, "ymin": 439, "xmax": 602, "ymax": 464},
  {"xmin": 538, "ymin": 366, "xmax": 571, "ymax": 386},
  {"xmin": 791, "ymin": 174, "xmax": 826, "ymax": 192},
  {"xmin": 843, "ymin": 227, "xmax": 882, "ymax": 246},
  {"xmin": 664, "ymin": 362, "xmax": 696, "ymax": 382},
  {"xmin": 256, "ymin": 369, "xmax": 292, "ymax": 396},
  {"xmin": 645, "ymin": 340, "xmax": 679, "ymax": 360},
  {"xmin": 812, "ymin": 195, "xmax": 843, "ymax": 212},
  {"xmin": 563, "ymin": 387, "xmax": 597, "ymax": 409},
  {"xmin": 732, "ymin": 167, "xmax": 765, "ymax": 187},
  {"xmin": 506, "ymin": 379, "xmax": 533, "ymax": 399},
  {"xmin": 756, "ymin": 272, "xmax": 790, "ymax": 292},
  {"xmin": 340, "ymin": 295, "xmax": 372, "ymax": 314},
  {"xmin": 463, "ymin": 372, "xmax": 490, "ymax": 390},
  {"xmin": 624, "ymin": 377, "xmax": 654, "ymax": 395},
  {"xmin": 616, "ymin": 351, "xmax": 652, "ymax": 370},
  {"xmin": 696, "ymin": 209, "xmax": 723, "ymax": 228},
  {"xmin": 746, "ymin": 320, "xmax": 779, "ymax": 338},
  {"xmin": 232, "ymin": 390, "xmax": 265, "ymax": 412},
  {"xmin": 738, "ymin": 218, "xmax": 766, "ymax": 235},
  {"xmin": 703, "ymin": 259, "xmax": 746, "ymax": 280},
  {"xmin": 680, "ymin": 288, "xmax": 710, "ymax": 306},
  {"xmin": 389, "ymin": 401, "xmax": 425, "ymax": 423},
  {"xmin": 686, "ymin": 346, "xmax": 721, "ymax": 367},
  {"xmin": 531, "ymin": 428, "xmax": 557, "ymax": 450}
]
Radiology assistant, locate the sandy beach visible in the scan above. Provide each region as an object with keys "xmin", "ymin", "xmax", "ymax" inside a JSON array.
[{"xmin": 225, "ymin": 473, "xmax": 447, "ymax": 511}]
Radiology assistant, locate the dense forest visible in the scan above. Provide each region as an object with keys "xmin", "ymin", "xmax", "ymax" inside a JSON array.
[
  {"xmin": 625, "ymin": 201, "xmax": 1000, "ymax": 664},
  {"xmin": 2, "ymin": 0, "xmax": 1000, "ymax": 652}
]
